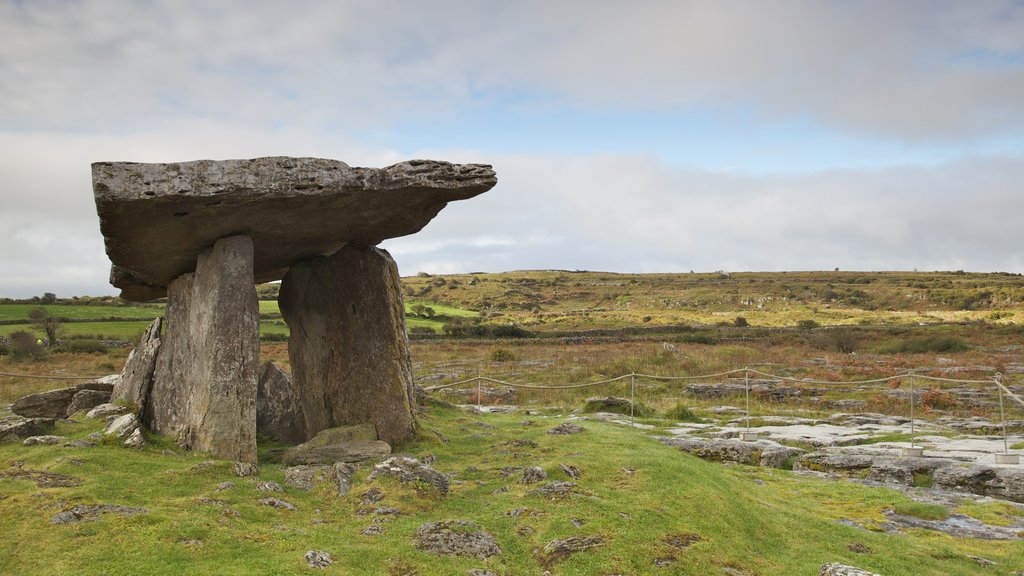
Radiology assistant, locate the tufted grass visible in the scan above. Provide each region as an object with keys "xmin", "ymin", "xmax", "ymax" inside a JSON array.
[{"xmin": 1, "ymin": 405, "xmax": 1021, "ymax": 575}]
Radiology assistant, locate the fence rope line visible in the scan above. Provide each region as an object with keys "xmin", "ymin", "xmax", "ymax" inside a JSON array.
[{"xmin": 0, "ymin": 371, "xmax": 105, "ymax": 381}]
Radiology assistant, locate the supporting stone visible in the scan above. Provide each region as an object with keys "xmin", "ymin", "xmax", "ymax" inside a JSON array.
[
  {"xmin": 147, "ymin": 235, "xmax": 259, "ymax": 462},
  {"xmin": 256, "ymin": 362, "xmax": 306, "ymax": 444},
  {"xmin": 280, "ymin": 244, "xmax": 415, "ymax": 445},
  {"xmin": 111, "ymin": 317, "xmax": 162, "ymax": 412}
]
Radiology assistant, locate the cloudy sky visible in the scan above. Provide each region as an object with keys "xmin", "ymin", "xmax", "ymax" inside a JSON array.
[{"xmin": 2, "ymin": 1, "xmax": 1023, "ymax": 298}]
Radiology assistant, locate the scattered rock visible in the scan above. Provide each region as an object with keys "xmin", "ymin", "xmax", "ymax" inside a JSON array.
[
  {"xmin": 660, "ymin": 436, "xmax": 805, "ymax": 468},
  {"xmin": 818, "ymin": 563, "xmax": 881, "ymax": 576},
  {"xmin": 0, "ymin": 464, "xmax": 81, "ymax": 488},
  {"xmin": 528, "ymin": 481, "xmax": 578, "ymax": 499},
  {"xmin": 569, "ymin": 518, "xmax": 585, "ymax": 527},
  {"xmin": 50, "ymin": 504, "xmax": 148, "ymax": 525},
  {"xmin": 66, "ymin": 389, "xmax": 112, "ymax": 417},
  {"xmin": 559, "ymin": 464, "xmax": 581, "ymax": 480},
  {"xmin": 969, "ymin": 556, "xmax": 996, "ymax": 567},
  {"xmin": 85, "ymin": 404, "xmax": 126, "ymax": 419},
  {"xmin": 413, "ymin": 520, "xmax": 502, "ymax": 559},
  {"xmin": 257, "ymin": 481, "xmax": 284, "ymax": 493},
  {"xmin": 361, "ymin": 488, "xmax": 385, "ymax": 505},
  {"xmin": 467, "ymin": 570, "xmax": 497, "ymax": 576},
  {"xmin": 664, "ymin": 533, "xmax": 702, "ymax": 549},
  {"xmin": 123, "ymin": 428, "xmax": 146, "ymax": 448},
  {"xmin": 12, "ymin": 379, "xmax": 116, "ymax": 419},
  {"xmin": 505, "ymin": 507, "xmax": 546, "ymax": 518},
  {"xmin": 215, "ymin": 482, "xmax": 235, "ymax": 491},
  {"xmin": 369, "ymin": 457, "xmax": 449, "ymax": 495},
  {"xmin": 0, "ymin": 415, "xmax": 56, "ymax": 442},
  {"xmin": 362, "ymin": 525, "xmax": 384, "ymax": 536},
  {"xmin": 23, "ymin": 435, "xmax": 65, "ymax": 446},
  {"xmin": 882, "ymin": 511, "xmax": 1024, "ymax": 540},
  {"xmin": 259, "ymin": 497, "xmax": 297, "ymax": 511},
  {"xmin": 234, "ymin": 462, "xmax": 260, "ymax": 477},
  {"xmin": 63, "ymin": 439, "xmax": 96, "ymax": 448},
  {"xmin": 933, "ymin": 464, "xmax": 1024, "ymax": 503},
  {"xmin": 541, "ymin": 535, "xmax": 604, "ymax": 564},
  {"xmin": 847, "ymin": 543, "xmax": 872, "ymax": 554},
  {"xmin": 103, "ymin": 413, "xmax": 140, "ymax": 439},
  {"xmin": 304, "ymin": 550, "xmax": 333, "ymax": 569},
  {"xmin": 549, "ymin": 422, "xmax": 585, "ymax": 435},
  {"xmin": 522, "ymin": 466, "xmax": 547, "ymax": 484}
]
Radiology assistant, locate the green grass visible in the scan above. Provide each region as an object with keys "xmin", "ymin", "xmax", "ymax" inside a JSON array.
[
  {"xmin": 891, "ymin": 501, "xmax": 951, "ymax": 521},
  {"xmin": 1, "ymin": 407, "xmax": 1019, "ymax": 575},
  {"xmin": 0, "ymin": 303, "xmax": 162, "ymax": 322}
]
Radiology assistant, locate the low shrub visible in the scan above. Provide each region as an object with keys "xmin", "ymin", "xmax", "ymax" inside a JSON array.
[
  {"xmin": 490, "ymin": 348, "xmax": 515, "ymax": 362},
  {"xmin": 664, "ymin": 403, "xmax": 701, "ymax": 422},
  {"xmin": 54, "ymin": 339, "xmax": 108, "ymax": 354},
  {"xmin": 9, "ymin": 330, "xmax": 46, "ymax": 361},
  {"xmin": 878, "ymin": 335, "xmax": 969, "ymax": 354}
]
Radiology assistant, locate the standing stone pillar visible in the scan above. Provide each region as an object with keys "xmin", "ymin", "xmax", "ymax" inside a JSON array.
[
  {"xmin": 279, "ymin": 244, "xmax": 416, "ymax": 445},
  {"xmin": 147, "ymin": 235, "xmax": 259, "ymax": 462}
]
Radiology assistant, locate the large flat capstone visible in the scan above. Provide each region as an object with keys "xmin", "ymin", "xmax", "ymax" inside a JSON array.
[{"xmin": 92, "ymin": 157, "xmax": 497, "ymax": 300}]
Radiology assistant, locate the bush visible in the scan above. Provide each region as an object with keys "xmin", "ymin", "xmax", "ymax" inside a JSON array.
[
  {"xmin": 811, "ymin": 328, "xmax": 859, "ymax": 353},
  {"xmin": 489, "ymin": 348, "xmax": 515, "ymax": 362},
  {"xmin": 9, "ymin": 330, "xmax": 46, "ymax": 361},
  {"xmin": 54, "ymin": 339, "xmax": 108, "ymax": 354},
  {"xmin": 408, "ymin": 326, "xmax": 436, "ymax": 335},
  {"xmin": 878, "ymin": 335, "xmax": 969, "ymax": 354},
  {"xmin": 733, "ymin": 316, "xmax": 749, "ymax": 327},
  {"xmin": 921, "ymin": 388, "xmax": 957, "ymax": 410},
  {"xmin": 664, "ymin": 403, "xmax": 701, "ymax": 422},
  {"xmin": 797, "ymin": 319, "xmax": 820, "ymax": 330},
  {"xmin": 260, "ymin": 333, "xmax": 289, "ymax": 342},
  {"xmin": 487, "ymin": 324, "xmax": 532, "ymax": 339}
]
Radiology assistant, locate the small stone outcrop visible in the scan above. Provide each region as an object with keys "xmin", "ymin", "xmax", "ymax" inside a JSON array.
[
  {"xmin": 50, "ymin": 504, "xmax": 149, "ymax": 525},
  {"xmin": 111, "ymin": 317, "xmax": 162, "ymax": 411},
  {"xmin": 282, "ymin": 424, "xmax": 389, "ymax": 465},
  {"xmin": 256, "ymin": 362, "xmax": 305, "ymax": 444},
  {"xmin": 284, "ymin": 463, "xmax": 358, "ymax": 495},
  {"xmin": 104, "ymin": 413, "xmax": 141, "ymax": 439},
  {"xmin": 542, "ymin": 535, "xmax": 605, "ymax": 564},
  {"xmin": 305, "ymin": 550, "xmax": 333, "ymax": 569},
  {"xmin": 147, "ymin": 235, "xmax": 259, "ymax": 463},
  {"xmin": 933, "ymin": 464, "xmax": 1024, "ymax": 503},
  {"xmin": 660, "ymin": 436, "xmax": 805, "ymax": 468},
  {"xmin": 819, "ymin": 563, "xmax": 881, "ymax": 576},
  {"xmin": 413, "ymin": 520, "xmax": 501, "ymax": 559},
  {"xmin": 23, "ymin": 435, "xmax": 65, "ymax": 446},
  {"xmin": 0, "ymin": 415, "xmax": 55, "ymax": 442},
  {"xmin": 11, "ymin": 379, "xmax": 116, "ymax": 419},
  {"xmin": 66, "ymin": 389, "xmax": 111, "ymax": 417},
  {"xmin": 86, "ymin": 404, "xmax": 126, "ymax": 419},
  {"xmin": 370, "ymin": 456, "xmax": 449, "ymax": 495}
]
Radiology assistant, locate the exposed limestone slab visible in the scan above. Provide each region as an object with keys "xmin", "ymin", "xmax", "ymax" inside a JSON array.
[
  {"xmin": 112, "ymin": 317, "xmax": 162, "ymax": 411},
  {"xmin": 256, "ymin": 362, "xmax": 305, "ymax": 444},
  {"xmin": 92, "ymin": 157, "xmax": 497, "ymax": 300},
  {"xmin": 147, "ymin": 235, "xmax": 259, "ymax": 462},
  {"xmin": 12, "ymin": 380, "xmax": 116, "ymax": 419},
  {"xmin": 280, "ymin": 244, "xmax": 416, "ymax": 445}
]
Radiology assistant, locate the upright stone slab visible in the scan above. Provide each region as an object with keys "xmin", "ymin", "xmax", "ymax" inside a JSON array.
[
  {"xmin": 256, "ymin": 362, "xmax": 306, "ymax": 444},
  {"xmin": 112, "ymin": 317, "xmax": 162, "ymax": 411},
  {"xmin": 280, "ymin": 244, "xmax": 416, "ymax": 445},
  {"xmin": 147, "ymin": 235, "xmax": 259, "ymax": 462}
]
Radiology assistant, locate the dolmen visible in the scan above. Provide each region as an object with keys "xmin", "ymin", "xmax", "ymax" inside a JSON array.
[{"xmin": 93, "ymin": 157, "xmax": 496, "ymax": 462}]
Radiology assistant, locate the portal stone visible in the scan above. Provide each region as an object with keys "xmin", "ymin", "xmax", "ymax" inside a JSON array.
[
  {"xmin": 147, "ymin": 235, "xmax": 259, "ymax": 462},
  {"xmin": 280, "ymin": 244, "xmax": 416, "ymax": 445}
]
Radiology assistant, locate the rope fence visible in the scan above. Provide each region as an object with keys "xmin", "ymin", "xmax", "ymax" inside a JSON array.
[{"xmin": 422, "ymin": 366, "xmax": 1023, "ymax": 459}]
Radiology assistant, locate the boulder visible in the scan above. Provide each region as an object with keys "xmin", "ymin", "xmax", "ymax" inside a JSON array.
[
  {"xmin": 0, "ymin": 415, "xmax": 55, "ymax": 442},
  {"xmin": 112, "ymin": 317, "xmax": 162, "ymax": 411},
  {"xmin": 280, "ymin": 245, "xmax": 416, "ymax": 445},
  {"xmin": 369, "ymin": 456, "xmax": 449, "ymax": 495},
  {"xmin": 86, "ymin": 404, "xmax": 127, "ymax": 419},
  {"xmin": 819, "ymin": 563, "xmax": 881, "ymax": 576},
  {"xmin": 66, "ymin": 389, "xmax": 111, "ymax": 417},
  {"xmin": 256, "ymin": 362, "xmax": 305, "ymax": 444},
  {"xmin": 933, "ymin": 464, "xmax": 1024, "ymax": 503},
  {"xmin": 413, "ymin": 520, "xmax": 501, "ymax": 559},
  {"xmin": 549, "ymin": 422, "xmax": 585, "ymax": 435},
  {"xmin": 522, "ymin": 467, "xmax": 547, "ymax": 484},
  {"xmin": 305, "ymin": 551, "xmax": 333, "ymax": 569},
  {"xmin": 23, "ymin": 435, "xmax": 65, "ymax": 446},
  {"xmin": 12, "ymin": 379, "xmax": 117, "ymax": 419},
  {"xmin": 104, "ymin": 413, "xmax": 140, "ymax": 439},
  {"xmin": 147, "ymin": 235, "xmax": 259, "ymax": 463},
  {"xmin": 282, "ymin": 441, "xmax": 391, "ymax": 466},
  {"xmin": 92, "ymin": 158, "xmax": 497, "ymax": 301},
  {"xmin": 124, "ymin": 428, "xmax": 145, "ymax": 448},
  {"xmin": 794, "ymin": 453, "xmax": 875, "ymax": 474}
]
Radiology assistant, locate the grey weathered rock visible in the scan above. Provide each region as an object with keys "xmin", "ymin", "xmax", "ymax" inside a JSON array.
[
  {"xmin": 304, "ymin": 550, "xmax": 333, "ymax": 569},
  {"xmin": 794, "ymin": 453, "xmax": 875, "ymax": 474},
  {"xmin": 93, "ymin": 158, "xmax": 496, "ymax": 300},
  {"xmin": 112, "ymin": 317, "xmax": 162, "ymax": 411},
  {"xmin": 370, "ymin": 456, "xmax": 449, "ymax": 495},
  {"xmin": 124, "ymin": 428, "xmax": 145, "ymax": 448},
  {"xmin": 413, "ymin": 520, "xmax": 501, "ymax": 559},
  {"xmin": 542, "ymin": 535, "xmax": 604, "ymax": 563},
  {"xmin": 233, "ymin": 462, "xmax": 260, "ymax": 477},
  {"xmin": 559, "ymin": 463, "xmax": 581, "ymax": 480},
  {"xmin": 0, "ymin": 415, "xmax": 55, "ymax": 442},
  {"xmin": 259, "ymin": 497, "xmax": 297, "ymax": 511},
  {"xmin": 280, "ymin": 244, "xmax": 416, "ymax": 445},
  {"xmin": 256, "ymin": 361, "xmax": 305, "ymax": 444},
  {"xmin": 86, "ymin": 403, "xmax": 126, "ymax": 419},
  {"xmin": 66, "ymin": 389, "xmax": 111, "ymax": 417},
  {"xmin": 527, "ymin": 481, "xmax": 579, "ymax": 499},
  {"xmin": 660, "ymin": 436, "xmax": 805, "ymax": 468},
  {"xmin": 282, "ymin": 440, "xmax": 391, "ymax": 466},
  {"xmin": 147, "ymin": 235, "xmax": 259, "ymax": 463},
  {"xmin": 23, "ymin": 435, "xmax": 64, "ymax": 446},
  {"xmin": 522, "ymin": 466, "xmax": 547, "ymax": 484},
  {"xmin": 467, "ymin": 570, "xmax": 497, "ymax": 576},
  {"xmin": 50, "ymin": 504, "xmax": 148, "ymax": 525},
  {"xmin": 819, "ymin": 563, "xmax": 881, "ymax": 576},
  {"xmin": 934, "ymin": 464, "xmax": 1024, "ymax": 503},
  {"xmin": 12, "ymin": 380, "xmax": 116, "ymax": 419},
  {"xmin": 104, "ymin": 413, "xmax": 140, "ymax": 439},
  {"xmin": 256, "ymin": 481, "xmax": 284, "ymax": 493},
  {"xmin": 549, "ymin": 422, "xmax": 585, "ymax": 435}
]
